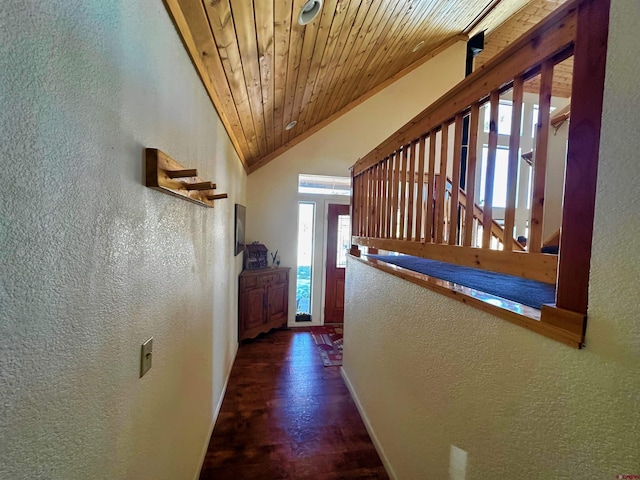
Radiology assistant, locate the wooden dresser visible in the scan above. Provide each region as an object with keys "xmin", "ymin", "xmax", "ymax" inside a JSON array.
[{"xmin": 238, "ymin": 267, "xmax": 290, "ymax": 341}]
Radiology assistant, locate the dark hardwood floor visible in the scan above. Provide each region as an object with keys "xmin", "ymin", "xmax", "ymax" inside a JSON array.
[{"xmin": 199, "ymin": 329, "xmax": 389, "ymax": 479}]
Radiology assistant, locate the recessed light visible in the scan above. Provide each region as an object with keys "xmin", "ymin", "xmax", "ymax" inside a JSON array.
[
  {"xmin": 412, "ymin": 40, "xmax": 425, "ymax": 53},
  {"xmin": 298, "ymin": 0, "xmax": 322, "ymax": 25},
  {"xmin": 285, "ymin": 120, "xmax": 298, "ymax": 131}
]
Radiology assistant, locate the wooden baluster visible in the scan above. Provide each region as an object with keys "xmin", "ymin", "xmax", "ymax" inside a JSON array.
[
  {"xmin": 390, "ymin": 156, "xmax": 396, "ymax": 238},
  {"xmin": 380, "ymin": 162, "xmax": 385, "ymax": 238},
  {"xmin": 359, "ymin": 173, "xmax": 365, "ymax": 238},
  {"xmin": 380, "ymin": 159, "xmax": 386, "ymax": 238},
  {"xmin": 483, "ymin": 93, "xmax": 499, "ymax": 249},
  {"xmin": 386, "ymin": 157, "xmax": 392, "ymax": 238},
  {"xmin": 446, "ymin": 188, "xmax": 451, "ymax": 242},
  {"xmin": 372, "ymin": 164, "xmax": 379, "ymax": 238},
  {"xmin": 372, "ymin": 162, "xmax": 377, "ymax": 238},
  {"xmin": 364, "ymin": 171, "xmax": 369, "ymax": 237},
  {"xmin": 384, "ymin": 157, "xmax": 392, "ymax": 238},
  {"xmin": 371, "ymin": 165, "xmax": 376, "ymax": 238},
  {"xmin": 357, "ymin": 173, "xmax": 361, "ymax": 239},
  {"xmin": 373, "ymin": 167, "xmax": 377, "ymax": 238},
  {"xmin": 376, "ymin": 163, "xmax": 382, "ymax": 237},
  {"xmin": 356, "ymin": 174, "xmax": 364, "ymax": 237},
  {"xmin": 529, "ymin": 60, "xmax": 554, "ymax": 253},
  {"xmin": 398, "ymin": 146, "xmax": 408, "ymax": 240},
  {"xmin": 435, "ymin": 124, "xmax": 449, "ymax": 244},
  {"xmin": 464, "ymin": 104, "xmax": 480, "ymax": 247},
  {"xmin": 426, "ymin": 131, "xmax": 437, "ymax": 243},
  {"xmin": 379, "ymin": 162, "xmax": 385, "ymax": 238},
  {"xmin": 352, "ymin": 173, "xmax": 358, "ymax": 237},
  {"xmin": 407, "ymin": 141, "xmax": 417, "ymax": 241},
  {"xmin": 358, "ymin": 173, "xmax": 364, "ymax": 236},
  {"xmin": 366, "ymin": 168, "xmax": 372, "ymax": 238},
  {"xmin": 416, "ymin": 136, "xmax": 426, "ymax": 242},
  {"xmin": 383, "ymin": 156, "xmax": 393, "ymax": 238},
  {"xmin": 379, "ymin": 162, "xmax": 384, "ymax": 238},
  {"xmin": 434, "ymin": 179, "xmax": 440, "ymax": 242},
  {"xmin": 390, "ymin": 152, "xmax": 400, "ymax": 239},
  {"xmin": 363, "ymin": 169, "xmax": 369, "ymax": 237},
  {"xmin": 351, "ymin": 172, "xmax": 357, "ymax": 236},
  {"xmin": 362, "ymin": 170, "xmax": 368, "ymax": 237},
  {"xmin": 367, "ymin": 168, "xmax": 374, "ymax": 238},
  {"xmin": 504, "ymin": 77, "xmax": 524, "ymax": 251},
  {"xmin": 358, "ymin": 171, "xmax": 364, "ymax": 237},
  {"xmin": 385, "ymin": 155, "xmax": 393, "ymax": 238},
  {"xmin": 354, "ymin": 173, "xmax": 361, "ymax": 237},
  {"xmin": 350, "ymin": 171, "xmax": 357, "ymax": 240},
  {"xmin": 449, "ymin": 113, "xmax": 464, "ymax": 245},
  {"xmin": 365, "ymin": 169, "xmax": 371, "ymax": 238}
]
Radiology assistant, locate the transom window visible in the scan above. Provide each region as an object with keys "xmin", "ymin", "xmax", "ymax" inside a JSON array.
[{"xmin": 298, "ymin": 174, "xmax": 351, "ymax": 196}]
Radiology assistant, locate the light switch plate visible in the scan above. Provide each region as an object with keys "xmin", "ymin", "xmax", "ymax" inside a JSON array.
[{"xmin": 140, "ymin": 337, "xmax": 153, "ymax": 378}]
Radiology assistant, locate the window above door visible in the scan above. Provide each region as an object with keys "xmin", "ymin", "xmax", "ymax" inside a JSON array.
[{"xmin": 298, "ymin": 174, "xmax": 351, "ymax": 196}]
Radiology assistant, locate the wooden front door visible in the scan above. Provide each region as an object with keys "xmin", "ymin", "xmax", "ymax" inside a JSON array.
[{"xmin": 324, "ymin": 204, "xmax": 350, "ymax": 324}]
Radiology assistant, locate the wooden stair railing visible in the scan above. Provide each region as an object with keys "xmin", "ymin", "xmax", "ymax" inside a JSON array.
[
  {"xmin": 435, "ymin": 174, "xmax": 526, "ymax": 251},
  {"xmin": 458, "ymin": 185, "xmax": 526, "ymax": 251},
  {"xmin": 348, "ymin": 0, "xmax": 610, "ymax": 348},
  {"xmin": 550, "ymin": 105, "xmax": 571, "ymax": 131},
  {"xmin": 544, "ymin": 229, "xmax": 561, "ymax": 248}
]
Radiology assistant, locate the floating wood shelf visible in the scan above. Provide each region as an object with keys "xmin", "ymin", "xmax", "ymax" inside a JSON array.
[
  {"xmin": 145, "ymin": 148, "xmax": 227, "ymax": 208},
  {"xmin": 206, "ymin": 193, "xmax": 228, "ymax": 200}
]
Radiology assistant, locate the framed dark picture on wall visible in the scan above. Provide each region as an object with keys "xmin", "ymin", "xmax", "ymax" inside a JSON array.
[{"xmin": 235, "ymin": 204, "xmax": 246, "ymax": 256}]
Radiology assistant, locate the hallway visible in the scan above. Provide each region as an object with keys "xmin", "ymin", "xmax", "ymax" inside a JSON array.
[{"xmin": 199, "ymin": 329, "xmax": 388, "ymax": 479}]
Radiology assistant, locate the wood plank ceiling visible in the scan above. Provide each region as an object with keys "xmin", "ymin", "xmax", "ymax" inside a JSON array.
[
  {"xmin": 165, "ymin": 0, "xmax": 571, "ymax": 173},
  {"xmin": 475, "ymin": 0, "xmax": 572, "ymax": 96}
]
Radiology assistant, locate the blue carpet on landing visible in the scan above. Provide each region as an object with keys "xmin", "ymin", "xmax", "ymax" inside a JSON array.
[{"xmin": 368, "ymin": 254, "xmax": 556, "ymax": 310}]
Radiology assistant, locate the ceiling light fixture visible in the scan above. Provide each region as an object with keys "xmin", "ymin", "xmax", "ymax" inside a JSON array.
[
  {"xmin": 285, "ymin": 120, "xmax": 298, "ymax": 130},
  {"xmin": 298, "ymin": 0, "xmax": 322, "ymax": 26},
  {"xmin": 412, "ymin": 40, "xmax": 425, "ymax": 53}
]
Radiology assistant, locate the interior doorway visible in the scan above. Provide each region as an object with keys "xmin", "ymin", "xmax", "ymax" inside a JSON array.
[{"xmin": 324, "ymin": 203, "xmax": 350, "ymax": 324}]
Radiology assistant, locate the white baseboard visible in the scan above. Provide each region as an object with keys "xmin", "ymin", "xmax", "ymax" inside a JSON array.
[
  {"xmin": 192, "ymin": 342, "xmax": 239, "ymax": 480},
  {"xmin": 340, "ymin": 367, "xmax": 397, "ymax": 480}
]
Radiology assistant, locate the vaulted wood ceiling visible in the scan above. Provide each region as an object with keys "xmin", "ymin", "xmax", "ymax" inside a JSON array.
[{"xmin": 165, "ymin": 0, "xmax": 570, "ymax": 173}]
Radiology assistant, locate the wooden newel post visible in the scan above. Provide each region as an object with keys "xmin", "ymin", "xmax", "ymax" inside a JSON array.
[
  {"xmin": 541, "ymin": 0, "xmax": 610, "ymax": 342},
  {"xmin": 556, "ymin": 0, "xmax": 610, "ymax": 315}
]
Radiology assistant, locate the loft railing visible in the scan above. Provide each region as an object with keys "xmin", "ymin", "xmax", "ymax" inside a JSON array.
[{"xmin": 349, "ymin": 0, "xmax": 610, "ymax": 347}]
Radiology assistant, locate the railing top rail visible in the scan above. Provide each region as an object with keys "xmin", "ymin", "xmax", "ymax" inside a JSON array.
[{"xmin": 351, "ymin": 0, "xmax": 582, "ymax": 177}]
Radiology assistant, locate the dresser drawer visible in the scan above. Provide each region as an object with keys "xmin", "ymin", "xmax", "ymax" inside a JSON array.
[
  {"xmin": 257, "ymin": 274, "xmax": 276, "ymax": 287},
  {"xmin": 241, "ymin": 275, "xmax": 258, "ymax": 288},
  {"xmin": 275, "ymin": 270, "xmax": 288, "ymax": 284}
]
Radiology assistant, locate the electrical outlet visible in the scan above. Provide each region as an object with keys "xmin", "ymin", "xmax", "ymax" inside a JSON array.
[{"xmin": 140, "ymin": 337, "xmax": 153, "ymax": 378}]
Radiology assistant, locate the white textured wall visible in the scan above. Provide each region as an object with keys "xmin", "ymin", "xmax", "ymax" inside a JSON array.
[
  {"xmin": 0, "ymin": 1, "xmax": 245, "ymax": 479},
  {"xmin": 247, "ymin": 42, "xmax": 466, "ymax": 324},
  {"xmin": 342, "ymin": 0, "xmax": 640, "ymax": 478},
  {"xmin": 543, "ymin": 115, "xmax": 569, "ymax": 240}
]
